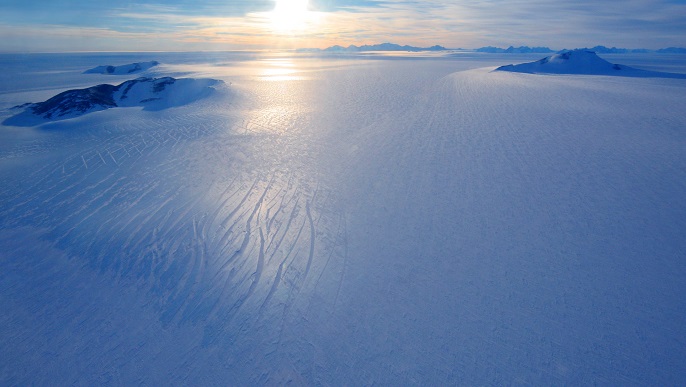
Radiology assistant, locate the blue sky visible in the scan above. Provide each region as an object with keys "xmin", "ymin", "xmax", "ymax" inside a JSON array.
[{"xmin": 0, "ymin": 0, "xmax": 684, "ymax": 52}]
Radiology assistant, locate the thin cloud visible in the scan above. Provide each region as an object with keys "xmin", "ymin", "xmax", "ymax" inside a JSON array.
[{"xmin": 0, "ymin": 0, "xmax": 685, "ymax": 51}]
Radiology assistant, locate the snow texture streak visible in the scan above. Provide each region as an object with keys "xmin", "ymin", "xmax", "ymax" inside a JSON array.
[{"xmin": 1, "ymin": 52, "xmax": 685, "ymax": 385}]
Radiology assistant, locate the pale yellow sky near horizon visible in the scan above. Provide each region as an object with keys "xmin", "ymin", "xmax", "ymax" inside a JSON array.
[{"xmin": 0, "ymin": 0, "xmax": 684, "ymax": 52}]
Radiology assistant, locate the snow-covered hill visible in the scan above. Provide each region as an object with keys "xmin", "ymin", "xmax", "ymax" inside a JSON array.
[
  {"xmin": 496, "ymin": 49, "xmax": 686, "ymax": 77},
  {"xmin": 84, "ymin": 61, "xmax": 159, "ymax": 75},
  {"xmin": 4, "ymin": 77, "xmax": 223, "ymax": 125}
]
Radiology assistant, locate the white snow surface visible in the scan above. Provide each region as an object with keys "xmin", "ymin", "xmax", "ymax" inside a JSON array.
[
  {"xmin": 496, "ymin": 49, "xmax": 686, "ymax": 77},
  {"xmin": 1, "ymin": 51, "xmax": 686, "ymax": 385},
  {"xmin": 84, "ymin": 60, "xmax": 159, "ymax": 75},
  {"xmin": 113, "ymin": 77, "xmax": 222, "ymax": 109}
]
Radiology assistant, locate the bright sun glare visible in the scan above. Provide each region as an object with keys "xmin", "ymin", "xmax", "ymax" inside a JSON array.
[{"xmin": 269, "ymin": 0, "xmax": 311, "ymax": 33}]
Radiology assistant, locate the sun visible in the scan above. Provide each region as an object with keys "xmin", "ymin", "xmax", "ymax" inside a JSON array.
[
  {"xmin": 269, "ymin": 0, "xmax": 311, "ymax": 33},
  {"xmin": 274, "ymin": 0, "xmax": 308, "ymax": 14}
]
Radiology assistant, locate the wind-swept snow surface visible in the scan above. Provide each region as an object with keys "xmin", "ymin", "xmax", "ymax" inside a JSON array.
[
  {"xmin": 84, "ymin": 60, "xmax": 159, "ymax": 75},
  {"xmin": 496, "ymin": 49, "xmax": 686, "ymax": 77},
  {"xmin": 1, "ymin": 52, "xmax": 686, "ymax": 385}
]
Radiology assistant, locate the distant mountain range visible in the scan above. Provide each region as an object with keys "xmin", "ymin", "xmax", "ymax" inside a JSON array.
[
  {"xmin": 557, "ymin": 46, "xmax": 686, "ymax": 54},
  {"xmin": 476, "ymin": 46, "xmax": 555, "ymax": 53},
  {"xmin": 300, "ymin": 43, "xmax": 447, "ymax": 52},
  {"xmin": 472, "ymin": 45, "xmax": 686, "ymax": 54},
  {"xmin": 303, "ymin": 43, "xmax": 686, "ymax": 54}
]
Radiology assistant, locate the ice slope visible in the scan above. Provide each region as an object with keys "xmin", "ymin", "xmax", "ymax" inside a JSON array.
[
  {"xmin": 496, "ymin": 49, "xmax": 686, "ymax": 77},
  {"xmin": 84, "ymin": 60, "xmax": 159, "ymax": 75},
  {"xmin": 3, "ymin": 77, "xmax": 223, "ymax": 125},
  {"xmin": 1, "ymin": 53, "xmax": 686, "ymax": 385}
]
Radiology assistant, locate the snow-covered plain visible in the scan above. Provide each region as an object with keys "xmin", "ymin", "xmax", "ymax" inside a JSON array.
[{"xmin": 1, "ymin": 51, "xmax": 685, "ymax": 385}]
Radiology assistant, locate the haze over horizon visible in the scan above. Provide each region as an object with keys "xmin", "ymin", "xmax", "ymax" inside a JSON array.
[{"xmin": 1, "ymin": 0, "xmax": 685, "ymax": 52}]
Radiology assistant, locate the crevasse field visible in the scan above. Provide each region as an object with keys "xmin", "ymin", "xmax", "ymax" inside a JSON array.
[{"xmin": 1, "ymin": 51, "xmax": 685, "ymax": 385}]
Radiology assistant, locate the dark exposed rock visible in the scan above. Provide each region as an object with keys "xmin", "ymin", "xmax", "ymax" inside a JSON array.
[
  {"xmin": 84, "ymin": 61, "xmax": 160, "ymax": 75},
  {"xmin": 152, "ymin": 77, "xmax": 175, "ymax": 93},
  {"xmin": 31, "ymin": 84, "xmax": 117, "ymax": 119}
]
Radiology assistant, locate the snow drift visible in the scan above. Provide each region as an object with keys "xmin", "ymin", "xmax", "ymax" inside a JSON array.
[
  {"xmin": 3, "ymin": 77, "xmax": 223, "ymax": 126},
  {"xmin": 84, "ymin": 61, "xmax": 159, "ymax": 75},
  {"xmin": 496, "ymin": 49, "xmax": 686, "ymax": 77}
]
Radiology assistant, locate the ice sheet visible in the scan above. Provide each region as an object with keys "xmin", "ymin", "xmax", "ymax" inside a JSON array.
[{"xmin": 1, "ymin": 52, "xmax": 685, "ymax": 385}]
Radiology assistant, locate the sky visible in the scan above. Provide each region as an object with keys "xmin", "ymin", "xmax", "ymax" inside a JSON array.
[{"xmin": 0, "ymin": 0, "xmax": 685, "ymax": 52}]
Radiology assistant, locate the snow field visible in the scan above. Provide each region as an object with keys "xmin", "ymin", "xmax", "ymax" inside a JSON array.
[{"xmin": 1, "ymin": 53, "xmax": 685, "ymax": 384}]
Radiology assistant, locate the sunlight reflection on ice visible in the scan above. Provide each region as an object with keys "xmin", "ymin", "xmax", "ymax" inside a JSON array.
[{"xmin": 258, "ymin": 58, "xmax": 308, "ymax": 81}]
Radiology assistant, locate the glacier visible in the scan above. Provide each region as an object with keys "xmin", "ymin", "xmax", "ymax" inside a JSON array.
[{"xmin": 1, "ymin": 51, "xmax": 685, "ymax": 385}]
